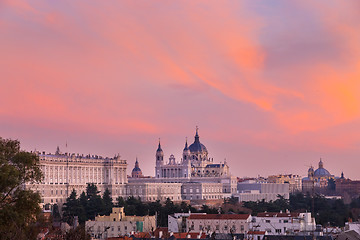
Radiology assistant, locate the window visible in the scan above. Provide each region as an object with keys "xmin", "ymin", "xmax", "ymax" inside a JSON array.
[
  {"xmin": 111, "ymin": 227, "xmax": 114, "ymax": 231},
  {"xmin": 275, "ymin": 229, "xmax": 281, "ymax": 233},
  {"xmin": 216, "ymin": 225, "xmax": 219, "ymax": 230},
  {"xmin": 199, "ymin": 225, "xmax": 202, "ymax": 231},
  {"xmin": 266, "ymin": 220, "xmax": 270, "ymax": 223},
  {"xmin": 118, "ymin": 227, "xmax": 121, "ymax": 231},
  {"xmin": 284, "ymin": 220, "xmax": 288, "ymax": 223},
  {"xmin": 224, "ymin": 226, "xmax": 228, "ymax": 231}
]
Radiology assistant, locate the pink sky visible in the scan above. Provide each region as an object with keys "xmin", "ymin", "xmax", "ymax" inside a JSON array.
[{"xmin": 1, "ymin": 0, "xmax": 360, "ymax": 179}]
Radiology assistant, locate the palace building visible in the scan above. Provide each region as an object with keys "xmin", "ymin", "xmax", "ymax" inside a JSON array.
[
  {"xmin": 26, "ymin": 128, "xmax": 237, "ymax": 207},
  {"xmin": 26, "ymin": 147, "xmax": 127, "ymax": 206}
]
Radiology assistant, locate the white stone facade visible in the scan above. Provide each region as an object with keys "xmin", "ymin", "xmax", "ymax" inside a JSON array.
[
  {"xmin": 125, "ymin": 182, "xmax": 182, "ymax": 202},
  {"xmin": 28, "ymin": 128, "xmax": 238, "ymax": 206},
  {"xmin": 181, "ymin": 182, "xmax": 223, "ymax": 201},
  {"xmin": 155, "ymin": 129, "xmax": 230, "ymax": 179},
  {"xmin": 26, "ymin": 149, "xmax": 127, "ymax": 206},
  {"xmin": 127, "ymin": 128, "xmax": 237, "ymax": 202}
]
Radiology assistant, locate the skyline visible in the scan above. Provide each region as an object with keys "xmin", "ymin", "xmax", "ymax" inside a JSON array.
[{"xmin": 1, "ymin": 1, "xmax": 360, "ymax": 179}]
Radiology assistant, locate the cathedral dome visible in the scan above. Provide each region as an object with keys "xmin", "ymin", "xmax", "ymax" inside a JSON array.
[
  {"xmin": 188, "ymin": 128, "xmax": 208, "ymax": 154},
  {"xmin": 314, "ymin": 168, "xmax": 331, "ymax": 177},
  {"xmin": 313, "ymin": 159, "xmax": 331, "ymax": 177}
]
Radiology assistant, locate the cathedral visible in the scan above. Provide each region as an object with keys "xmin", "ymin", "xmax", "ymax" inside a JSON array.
[
  {"xmin": 155, "ymin": 128, "xmax": 230, "ymax": 179},
  {"xmin": 302, "ymin": 158, "xmax": 335, "ymax": 192},
  {"xmin": 127, "ymin": 128, "xmax": 238, "ymax": 202}
]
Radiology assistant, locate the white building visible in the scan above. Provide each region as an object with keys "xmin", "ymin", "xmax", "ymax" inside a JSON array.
[
  {"xmin": 250, "ymin": 211, "xmax": 316, "ymax": 235},
  {"xmin": 26, "ymin": 147, "xmax": 127, "ymax": 206},
  {"xmin": 234, "ymin": 180, "xmax": 289, "ymax": 202},
  {"xmin": 155, "ymin": 128, "xmax": 230, "ymax": 179},
  {"xmin": 125, "ymin": 182, "xmax": 182, "ymax": 202},
  {"xmin": 128, "ymin": 128, "xmax": 237, "ymax": 203},
  {"xmin": 186, "ymin": 213, "xmax": 251, "ymax": 234},
  {"xmin": 86, "ymin": 207, "xmax": 155, "ymax": 240}
]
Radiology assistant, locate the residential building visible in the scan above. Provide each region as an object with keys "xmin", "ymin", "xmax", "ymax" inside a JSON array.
[
  {"xmin": 86, "ymin": 207, "xmax": 155, "ymax": 240},
  {"xmin": 267, "ymin": 174, "xmax": 302, "ymax": 193},
  {"xmin": 250, "ymin": 211, "xmax": 316, "ymax": 235},
  {"xmin": 186, "ymin": 214, "xmax": 251, "ymax": 234},
  {"xmin": 233, "ymin": 180, "xmax": 289, "ymax": 202}
]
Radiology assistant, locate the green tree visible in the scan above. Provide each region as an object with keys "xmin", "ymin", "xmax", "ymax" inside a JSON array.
[
  {"xmin": 64, "ymin": 225, "xmax": 91, "ymax": 240},
  {"xmin": 52, "ymin": 204, "xmax": 61, "ymax": 222},
  {"xmin": 101, "ymin": 188, "xmax": 113, "ymax": 216},
  {"xmin": 116, "ymin": 196, "xmax": 126, "ymax": 207},
  {"xmin": 62, "ymin": 189, "xmax": 81, "ymax": 225},
  {"xmin": 85, "ymin": 184, "xmax": 103, "ymax": 220},
  {"xmin": 78, "ymin": 191, "xmax": 88, "ymax": 224},
  {"xmin": 0, "ymin": 137, "xmax": 43, "ymax": 239}
]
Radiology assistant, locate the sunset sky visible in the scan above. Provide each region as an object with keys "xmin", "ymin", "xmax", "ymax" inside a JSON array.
[{"xmin": 1, "ymin": 0, "xmax": 360, "ymax": 179}]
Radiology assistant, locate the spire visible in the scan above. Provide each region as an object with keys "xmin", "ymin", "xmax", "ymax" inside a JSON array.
[
  {"xmin": 194, "ymin": 126, "xmax": 200, "ymax": 142},
  {"xmin": 184, "ymin": 137, "xmax": 189, "ymax": 151},
  {"xmin": 157, "ymin": 138, "xmax": 163, "ymax": 152},
  {"xmin": 341, "ymin": 171, "xmax": 344, "ymax": 179},
  {"xmin": 135, "ymin": 157, "xmax": 139, "ymax": 168}
]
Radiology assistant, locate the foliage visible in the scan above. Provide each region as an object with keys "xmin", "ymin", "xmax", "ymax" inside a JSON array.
[
  {"xmin": 63, "ymin": 184, "xmax": 220, "ymax": 227},
  {"xmin": 52, "ymin": 204, "xmax": 62, "ymax": 222},
  {"xmin": 101, "ymin": 188, "xmax": 113, "ymax": 216},
  {"xmin": 0, "ymin": 137, "xmax": 43, "ymax": 239},
  {"xmin": 63, "ymin": 189, "xmax": 82, "ymax": 225},
  {"xmin": 64, "ymin": 225, "xmax": 91, "ymax": 240}
]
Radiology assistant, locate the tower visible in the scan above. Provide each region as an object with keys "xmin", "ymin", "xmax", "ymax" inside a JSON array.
[
  {"xmin": 308, "ymin": 166, "xmax": 314, "ymax": 180},
  {"xmin": 182, "ymin": 138, "xmax": 191, "ymax": 178},
  {"xmin": 156, "ymin": 139, "xmax": 164, "ymax": 166},
  {"xmin": 182, "ymin": 138, "xmax": 190, "ymax": 163},
  {"xmin": 155, "ymin": 139, "xmax": 164, "ymax": 178}
]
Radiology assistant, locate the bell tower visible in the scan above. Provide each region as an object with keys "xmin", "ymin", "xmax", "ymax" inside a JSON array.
[{"xmin": 155, "ymin": 139, "xmax": 164, "ymax": 178}]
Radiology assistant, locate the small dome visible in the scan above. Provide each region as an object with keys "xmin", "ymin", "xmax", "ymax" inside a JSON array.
[{"xmin": 131, "ymin": 158, "xmax": 143, "ymax": 178}]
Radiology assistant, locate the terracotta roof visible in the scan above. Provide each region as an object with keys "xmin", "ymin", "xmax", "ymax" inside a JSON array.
[
  {"xmin": 188, "ymin": 214, "xmax": 250, "ymax": 220},
  {"xmin": 173, "ymin": 232, "xmax": 207, "ymax": 239},
  {"xmin": 257, "ymin": 212, "xmax": 299, "ymax": 218},
  {"xmin": 247, "ymin": 231, "xmax": 266, "ymax": 235},
  {"xmin": 154, "ymin": 227, "xmax": 169, "ymax": 238}
]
